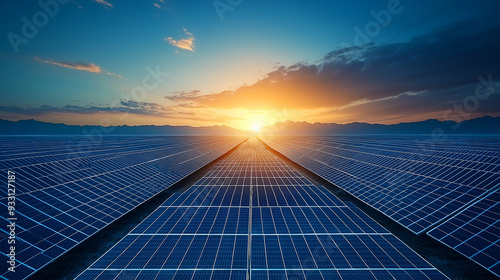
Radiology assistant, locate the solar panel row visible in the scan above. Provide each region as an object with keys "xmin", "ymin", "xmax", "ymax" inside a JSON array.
[
  {"xmin": 0, "ymin": 136, "xmax": 245, "ymax": 280},
  {"xmin": 76, "ymin": 137, "xmax": 447, "ymax": 279},
  {"xmin": 262, "ymin": 135, "xmax": 500, "ymax": 277}
]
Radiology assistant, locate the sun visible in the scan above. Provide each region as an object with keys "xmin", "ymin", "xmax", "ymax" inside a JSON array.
[
  {"xmin": 245, "ymin": 111, "xmax": 274, "ymax": 132},
  {"xmin": 251, "ymin": 122, "xmax": 263, "ymax": 132}
]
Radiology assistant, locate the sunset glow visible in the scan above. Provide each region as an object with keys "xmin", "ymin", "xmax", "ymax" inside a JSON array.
[{"xmin": 1, "ymin": 1, "xmax": 499, "ymax": 130}]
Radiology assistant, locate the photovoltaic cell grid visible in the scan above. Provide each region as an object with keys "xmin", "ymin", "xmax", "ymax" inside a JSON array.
[
  {"xmin": 76, "ymin": 137, "xmax": 447, "ymax": 280},
  {"xmin": 0, "ymin": 136, "xmax": 244, "ymax": 280},
  {"xmin": 262, "ymin": 135, "xmax": 500, "ymax": 277},
  {"xmin": 428, "ymin": 188, "xmax": 500, "ymax": 277}
]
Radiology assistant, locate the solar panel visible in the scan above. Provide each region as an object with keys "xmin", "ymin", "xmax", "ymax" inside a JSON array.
[
  {"xmin": 76, "ymin": 137, "xmax": 447, "ymax": 279},
  {"xmin": 428, "ymin": 189, "xmax": 500, "ymax": 277},
  {"xmin": 86, "ymin": 234, "xmax": 248, "ymax": 270},
  {"xmin": 251, "ymin": 234, "xmax": 433, "ymax": 269},
  {"xmin": 251, "ymin": 205, "xmax": 386, "ymax": 235},
  {"xmin": 131, "ymin": 206, "xmax": 249, "ymax": 235},
  {"xmin": 251, "ymin": 269, "xmax": 448, "ymax": 280},
  {"xmin": 0, "ymin": 136, "xmax": 245, "ymax": 280},
  {"xmin": 263, "ymin": 136, "xmax": 500, "ymax": 233},
  {"xmin": 162, "ymin": 185, "xmax": 251, "ymax": 207},
  {"xmin": 77, "ymin": 269, "xmax": 248, "ymax": 280},
  {"xmin": 262, "ymin": 135, "xmax": 500, "ymax": 277}
]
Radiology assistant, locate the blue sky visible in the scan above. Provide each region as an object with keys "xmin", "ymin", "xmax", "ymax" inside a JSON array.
[{"xmin": 1, "ymin": 0, "xmax": 499, "ymax": 129}]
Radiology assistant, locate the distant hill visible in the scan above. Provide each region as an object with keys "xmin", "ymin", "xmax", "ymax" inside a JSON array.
[
  {"xmin": 0, "ymin": 119, "xmax": 248, "ymax": 135},
  {"xmin": 0, "ymin": 116, "xmax": 499, "ymax": 135},
  {"xmin": 260, "ymin": 116, "xmax": 500, "ymax": 135}
]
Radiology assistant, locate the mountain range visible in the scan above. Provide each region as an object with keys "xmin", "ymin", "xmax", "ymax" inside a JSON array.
[
  {"xmin": 260, "ymin": 115, "xmax": 500, "ymax": 135},
  {"xmin": 1, "ymin": 116, "xmax": 499, "ymax": 135}
]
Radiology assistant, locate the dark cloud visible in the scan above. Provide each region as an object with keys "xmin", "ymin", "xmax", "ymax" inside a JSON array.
[
  {"xmin": 165, "ymin": 90, "xmax": 201, "ymax": 101},
  {"xmin": 167, "ymin": 21, "xmax": 500, "ymax": 121},
  {"xmin": 119, "ymin": 100, "xmax": 165, "ymax": 114},
  {"xmin": 0, "ymin": 100, "xmax": 166, "ymax": 116}
]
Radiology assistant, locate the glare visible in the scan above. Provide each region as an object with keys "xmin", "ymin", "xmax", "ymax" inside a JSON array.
[
  {"xmin": 246, "ymin": 111, "xmax": 273, "ymax": 132},
  {"xmin": 251, "ymin": 122, "xmax": 262, "ymax": 132}
]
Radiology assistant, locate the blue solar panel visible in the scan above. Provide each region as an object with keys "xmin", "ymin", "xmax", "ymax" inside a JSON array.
[
  {"xmin": 251, "ymin": 269, "xmax": 448, "ymax": 280},
  {"xmin": 251, "ymin": 234, "xmax": 433, "ymax": 270},
  {"xmin": 263, "ymin": 135, "xmax": 500, "ymax": 278},
  {"xmin": 428, "ymin": 189, "xmax": 500, "ymax": 277},
  {"xmin": 251, "ymin": 205, "xmax": 386, "ymax": 235},
  {"xmin": 76, "ymin": 137, "xmax": 447, "ymax": 279},
  {"xmin": 252, "ymin": 185, "xmax": 345, "ymax": 206},
  {"xmin": 76, "ymin": 269, "xmax": 248, "ymax": 280},
  {"xmin": 162, "ymin": 185, "xmax": 251, "ymax": 207},
  {"xmin": 263, "ymin": 136, "xmax": 500, "ymax": 233},
  {"xmin": 131, "ymin": 206, "xmax": 249, "ymax": 235},
  {"xmin": 86, "ymin": 234, "xmax": 248, "ymax": 270},
  {"xmin": 0, "ymin": 136, "xmax": 244, "ymax": 280}
]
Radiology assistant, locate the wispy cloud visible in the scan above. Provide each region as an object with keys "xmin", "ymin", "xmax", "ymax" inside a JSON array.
[
  {"xmin": 72, "ymin": 1, "xmax": 83, "ymax": 9},
  {"xmin": 35, "ymin": 57, "xmax": 101, "ymax": 73},
  {"xmin": 165, "ymin": 28, "xmax": 195, "ymax": 52},
  {"xmin": 153, "ymin": 0, "xmax": 167, "ymax": 9},
  {"xmin": 94, "ymin": 0, "xmax": 113, "ymax": 8},
  {"xmin": 35, "ymin": 57, "xmax": 121, "ymax": 78}
]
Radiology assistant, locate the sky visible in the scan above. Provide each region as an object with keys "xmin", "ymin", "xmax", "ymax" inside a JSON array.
[{"xmin": 1, "ymin": 0, "xmax": 499, "ymax": 130}]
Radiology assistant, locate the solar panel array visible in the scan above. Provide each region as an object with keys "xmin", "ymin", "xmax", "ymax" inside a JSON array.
[
  {"xmin": 262, "ymin": 135, "xmax": 500, "ymax": 277},
  {"xmin": 428, "ymin": 188, "xmax": 500, "ymax": 276},
  {"xmin": 0, "ymin": 136, "xmax": 244, "ymax": 280},
  {"xmin": 77, "ymin": 137, "xmax": 447, "ymax": 279}
]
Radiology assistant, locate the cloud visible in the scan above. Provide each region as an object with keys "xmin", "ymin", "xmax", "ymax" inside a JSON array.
[
  {"xmin": 165, "ymin": 28, "xmax": 195, "ymax": 52},
  {"xmin": 119, "ymin": 100, "xmax": 166, "ymax": 114},
  {"xmin": 35, "ymin": 57, "xmax": 121, "ymax": 78},
  {"xmin": 153, "ymin": 0, "xmax": 167, "ymax": 9},
  {"xmin": 0, "ymin": 100, "xmax": 167, "ymax": 116},
  {"xmin": 94, "ymin": 0, "xmax": 113, "ymax": 8},
  {"xmin": 35, "ymin": 57, "xmax": 102, "ymax": 73},
  {"xmin": 165, "ymin": 90, "xmax": 201, "ymax": 101},
  {"xmin": 167, "ymin": 21, "xmax": 500, "ymax": 123}
]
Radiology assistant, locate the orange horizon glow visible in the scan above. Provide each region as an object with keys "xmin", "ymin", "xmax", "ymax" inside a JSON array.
[{"xmin": 4, "ymin": 108, "xmax": 497, "ymax": 132}]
